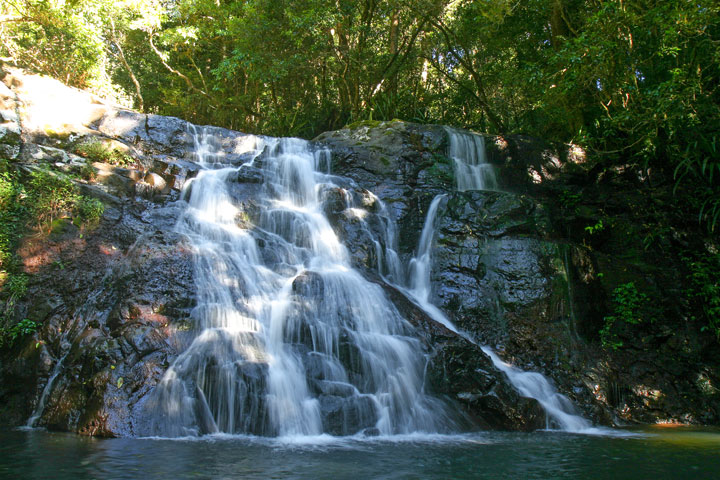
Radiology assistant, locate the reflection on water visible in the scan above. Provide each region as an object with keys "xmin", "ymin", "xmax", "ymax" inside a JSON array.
[{"xmin": 1, "ymin": 427, "xmax": 719, "ymax": 479}]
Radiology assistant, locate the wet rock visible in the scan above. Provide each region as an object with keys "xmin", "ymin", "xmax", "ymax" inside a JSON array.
[
  {"xmin": 292, "ymin": 271, "xmax": 325, "ymax": 298},
  {"xmin": 380, "ymin": 282, "xmax": 545, "ymax": 431},
  {"xmin": 0, "ymin": 122, "xmax": 22, "ymax": 146},
  {"xmin": 92, "ymin": 163, "xmax": 137, "ymax": 195},
  {"xmin": 231, "ymin": 164, "xmax": 264, "ymax": 184},
  {"xmin": 314, "ymin": 380, "xmax": 357, "ymax": 397},
  {"xmin": 332, "ymin": 210, "xmax": 379, "ymax": 271},
  {"xmin": 316, "ymin": 121, "xmax": 449, "ymax": 237},
  {"xmin": 318, "ymin": 394, "xmax": 377, "ymax": 435},
  {"xmin": 0, "ymin": 202, "xmax": 196, "ymax": 436}
]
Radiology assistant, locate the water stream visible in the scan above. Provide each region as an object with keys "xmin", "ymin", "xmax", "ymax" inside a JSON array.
[
  {"xmin": 24, "ymin": 285, "xmax": 111, "ymax": 428},
  {"xmin": 402, "ymin": 194, "xmax": 459, "ymax": 333},
  {"xmin": 24, "ymin": 351, "xmax": 69, "ymax": 428},
  {"xmin": 481, "ymin": 347, "xmax": 591, "ymax": 431}
]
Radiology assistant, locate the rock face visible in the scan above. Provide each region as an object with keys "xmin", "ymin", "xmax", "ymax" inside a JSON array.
[
  {"xmin": 1, "ymin": 65, "xmax": 718, "ymax": 437},
  {"xmin": 381, "ymin": 284, "xmax": 545, "ymax": 431}
]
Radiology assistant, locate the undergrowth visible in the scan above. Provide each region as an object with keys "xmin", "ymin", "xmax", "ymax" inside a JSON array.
[
  {"xmin": 74, "ymin": 137, "xmax": 134, "ymax": 167},
  {"xmin": 600, "ymin": 282, "xmax": 652, "ymax": 350},
  {"xmin": 684, "ymin": 252, "xmax": 720, "ymax": 340}
]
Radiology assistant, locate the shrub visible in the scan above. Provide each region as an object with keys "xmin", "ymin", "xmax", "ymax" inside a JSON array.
[
  {"xmin": 0, "ymin": 318, "xmax": 38, "ymax": 348},
  {"xmin": 79, "ymin": 159, "xmax": 97, "ymax": 181},
  {"xmin": 0, "ymin": 169, "xmax": 26, "ymax": 272},
  {"xmin": 600, "ymin": 282, "xmax": 651, "ymax": 350},
  {"xmin": 75, "ymin": 196, "xmax": 104, "ymax": 223},
  {"xmin": 6, "ymin": 273, "xmax": 27, "ymax": 297},
  {"xmin": 684, "ymin": 253, "xmax": 720, "ymax": 340},
  {"xmin": 27, "ymin": 168, "xmax": 78, "ymax": 230}
]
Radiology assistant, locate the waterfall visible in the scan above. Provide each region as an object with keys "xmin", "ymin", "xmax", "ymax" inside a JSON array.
[
  {"xmin": 409, "ymin": 195, "xmax": 446, "ymax": 302},
  {"xmin": 445, "ymin": 127, "xmax": 498, "ymax": 192},
  {"xmin": 397, "ymin": 127, "xmax": 593, "ymax": 433},
  {"xmin": 145, "ymin": 128, "xmax": 454, "ymax": 437}
]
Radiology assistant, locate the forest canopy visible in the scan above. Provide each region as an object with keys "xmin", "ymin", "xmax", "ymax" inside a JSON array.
[{"xmin": 1, "ymin": 0, "xmax": 719, "ymax": 229}]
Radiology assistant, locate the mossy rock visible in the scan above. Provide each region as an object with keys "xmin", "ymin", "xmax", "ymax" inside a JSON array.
[
  {"xmin": 48, "ymin": 217, "xmax": 79, "ymax": 240},
  {"xmin": 0, "ymin": 124, "xmax": 21, "ymax": 146}
]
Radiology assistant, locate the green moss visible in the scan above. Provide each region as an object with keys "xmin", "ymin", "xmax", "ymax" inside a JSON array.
[
  {"xmin": 432, "ymin": 153, "xmax": 451, "ymax": 165},
  {"xmin": 42, "ymin": 125, "xmax": 72, "ymax": 141},
  {"xmin": 174, "ymin": 319, "xmax": 194, "ymax": 332},
  {"xmin": 425, "ymin": 155, "xmax": 453, "ymax": 185},
  {"xmin": 345, "ymin": 119, "xmax": 382, "ymax": 130},
  {"xmin": 235, "ymin": 210, "xmax": 251, "ymax": 226},
  {"xmin": 0, "ymin": 127, "xmax": 21, "ymax": 146}
]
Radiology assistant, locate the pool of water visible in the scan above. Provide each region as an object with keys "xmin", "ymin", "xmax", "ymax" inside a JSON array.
[{"xmin": 1, "ymin": 427, "xmax": 718, "ymax": 479}]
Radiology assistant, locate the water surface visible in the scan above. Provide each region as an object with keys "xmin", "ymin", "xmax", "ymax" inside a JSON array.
[{"xmin": 2, "ymin": 427, "xmax": 718, "ymax": 479}]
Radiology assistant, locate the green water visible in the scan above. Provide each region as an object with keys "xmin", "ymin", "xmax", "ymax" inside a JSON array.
[{"xmin": 1, "ymin": 427, "xmax": 718, "ymax": 479}]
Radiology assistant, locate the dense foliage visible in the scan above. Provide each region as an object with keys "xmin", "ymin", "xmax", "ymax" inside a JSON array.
[{"xmin": 1, "ymin": 0, "xmax": 718, "ymax": 343}]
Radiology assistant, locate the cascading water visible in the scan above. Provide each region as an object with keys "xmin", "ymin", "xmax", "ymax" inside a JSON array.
[
  {"xmin": 480, "ymin": 347, "xmax": 591, "ymax": 431},
  {"xmin": 145, "ymin": 128, "xmax": 455, "ymax": 437},
  {"xmin": 400, "ymin": 127, "xmax": 593, "ymax": 432},
  {"xmin": 408, "ymin": 195, "xmax": 445, "ymax": 304},
  {"xmin": 403, "ymin": 195, "xmax": 461, "ymax": 334},
  {"xmin": 445, "ymin": 127, "xmax": 498, "ymax": 192}
]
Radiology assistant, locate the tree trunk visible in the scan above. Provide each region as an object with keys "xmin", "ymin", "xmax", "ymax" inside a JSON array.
[{"xmin": 550, "ymin": 0, "xmax": 569, "ymax": 50}]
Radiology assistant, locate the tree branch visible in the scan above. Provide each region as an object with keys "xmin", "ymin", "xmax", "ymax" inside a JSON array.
[
  {"xmin": 148, "ymin": 30, "xmax": 207, "ymax": 97},
  {"xmin": 110, "ymin": 18, "xmax": 144, "ymax": 111}
]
